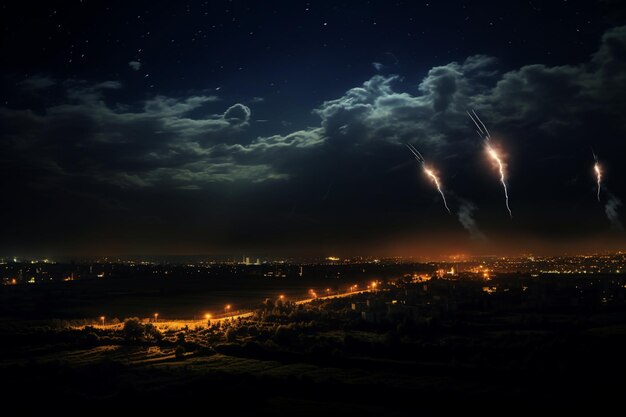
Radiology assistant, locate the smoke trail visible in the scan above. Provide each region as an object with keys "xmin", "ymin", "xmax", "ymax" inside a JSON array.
[
  {"xmin": 605, "ymin": 193, "xmax": 624, "ymax": 231},
  {"xmin": 457, "ymin": 201, "xmax": 487, "ymax": 241}
]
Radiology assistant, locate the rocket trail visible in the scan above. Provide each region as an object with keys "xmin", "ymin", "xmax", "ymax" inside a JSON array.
[
  {"xmin": 406, "ymin": 143, "xmax": 424, "ymax": 162},
  {"xmin": 471, "ymin": 110, "xmax": 491, "ymax": 138},
  {"xmin": 467, "ymin": 110, "xmax": 487, "ymax": 138},
  {"xmin": 593, "ymin": 151, "xmax": 602, "ymax": 202},
  {"xmin": 595, "ymin": 163, "xmax": 602, "ymax": 201},
  {"xmin": 423, "ymin": 166, "xmax": 452, "ymax": 214},
  {"xmin": 406, "ymin": 144, "xmax": 451, "ymax": 215},
  {"xmin": 468, "ymin": 110, "xmax": 513, "ymax": 218},
  {"xmin": 486, "ymin": 143, "xmax": 512, "ymax": 218}
]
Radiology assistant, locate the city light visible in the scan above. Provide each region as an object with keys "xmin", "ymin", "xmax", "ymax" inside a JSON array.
[
  {"xmin": 154, "ymin": 313, "xmax": 159, "ymax": 323},
  {"xmin": 100, "ymin": 316, "xmax": 105, "ymax": 326},
  {"xmin": 205, "ymin": 313, "xmax": 212, "ymax": 320}
]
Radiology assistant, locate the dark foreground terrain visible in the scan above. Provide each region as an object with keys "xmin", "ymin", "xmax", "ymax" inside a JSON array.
[{"xmin": 2, "ymin": 273, "xmax": 626, "ymax": 414}]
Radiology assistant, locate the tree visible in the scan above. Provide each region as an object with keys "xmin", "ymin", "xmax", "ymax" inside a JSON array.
[
  {"xmin": 175, "ymin": 345, "xmax": 185, "ymax": 359},
  {"xmin": 225, "ymin": 328, "xmax": 236, "ymax": 342},
  {"xmin": 123, "ymin": 318, "xmax": 145, "ymax": 342},
  {"xmin": 144, "ymin": 323, "xmax": 163, "ymax": 342}
]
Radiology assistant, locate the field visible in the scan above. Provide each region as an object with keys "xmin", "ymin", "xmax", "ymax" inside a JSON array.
[
  {"xmin": 2, "ymin": 273, "xmax": 626, "ymax": 414},
  {"xmin": 0, "ymin": 274, "xmax": 376, "ymax": 321}
]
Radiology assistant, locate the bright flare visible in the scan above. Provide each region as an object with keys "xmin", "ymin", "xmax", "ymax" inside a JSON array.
[
  {"xmin": 468, "ymin": 110, "xmax": 513, "ymax": 219},
  {"xmin": 594, "ymin": 162, "xmax": 602, "ymax": 202},
  {"xmin": 406, "ymin": 144, "xmax": 452, "ymax": 215},
  {"xmin": 423, "ymin": 166, "xmax": 451, "ymax": 214},
  {"xmin": 486, "ymin": 144, "xmax": 512, "ymax": 218}
]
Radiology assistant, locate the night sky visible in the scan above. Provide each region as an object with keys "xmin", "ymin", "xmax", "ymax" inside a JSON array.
[{"xmin": 1, "ymin": 1, "xmax": 626, "ymax": 258}]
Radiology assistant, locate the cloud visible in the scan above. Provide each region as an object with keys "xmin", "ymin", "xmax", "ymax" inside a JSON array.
[
  {"xmin": 475, "ymin": 26, "xmax": 626, "ymax": 133},
  {"xmin": 128, "ymin": 60, "xmax": 142, "ymax": 71},
  {"xmin": 0, "ymin": 82, "xmax": 283, "ymax": 192},
  {"xmin": 17, "ymin": 76, "xmax": 56, "ymax": 90},
  {"xmin": 372, "ymin": 62, "xmax": 384, "ymax": 71},
  {"xmin": 313, "ymin": 54, "xmax": 498, "ymax": 154},
  {"xmin": 143, "ymin": 95, "xmax": 219, "ymax": 117},
  {"xmin": 223, "ymin": 103, "xmax": 251, "ymax": 125},
  {"xmin": 249, "ymin": 129, "xmax": 324, "ymax": 151}
]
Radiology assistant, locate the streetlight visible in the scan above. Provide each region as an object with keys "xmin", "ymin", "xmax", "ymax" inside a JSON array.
[
  {"xmin": 205, "ymin": 313, "xmax": 212, "ymax": 320},
  {"xmin": 154, "ymin": 313, "xmax": 159, "ymax": 323},
  {"xmin": 279, "ymin": 294, "xmax": 285, "ymax": 300},
  {"xmin": 225, "ymin": 304, "xmax": 231, "ymax": 314},
  {"xmin": 100, "ymin": 316, "xmax": 105, "ymax": 327}
]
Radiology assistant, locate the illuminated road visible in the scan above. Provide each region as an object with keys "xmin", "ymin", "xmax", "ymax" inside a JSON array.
[
  {"xmin": 192, "ymin": 289, "xmax": 372, "ymax": 326},
  {"xmin": 295, "ymin": 289, "xmax": 370, "ymax": 305},
  {"xmin": 87, "ymin": 288, "xmax": 373, "ymax": 331}
]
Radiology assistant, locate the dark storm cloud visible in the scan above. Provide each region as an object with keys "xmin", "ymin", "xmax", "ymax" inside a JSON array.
[
  {"xmin": 0, "ymin": 82, "xmax": 286, "ymax": 191},
  {"xmin": 2, "ymin": 26, "xmax": 626, "ymax": 254},
  {"xmin": 479, "ymin": 26, "xmax": 626, "ymax": 128},
  {"xmin": 311, "ymin": 54, "xmax": 499, "ymax": 152}
]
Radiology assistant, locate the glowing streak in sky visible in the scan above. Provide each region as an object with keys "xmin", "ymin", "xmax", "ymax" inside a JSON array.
[
  {"xmin": 406, "ymin": 144, "xmax": 451, "ymax": 215},
  {"xmin": 593, "ymin": 151, "xmax": 602, "ymax": 202},
  {"xmin": 423, "ymin": 166, "xmax": 451, "ymax": 214},
  {"xmin": 467, "ymin": 110, "xmax": 513, "ymax": 218},
  {"xmin": 486, "ymin": 143, "xmax": 512, "ymax": 218}
]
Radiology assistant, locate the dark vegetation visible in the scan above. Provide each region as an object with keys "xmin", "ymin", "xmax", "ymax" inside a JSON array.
[{"xmin": 2, "ymin": 274, "xmax": 626, "ymax": 414}]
